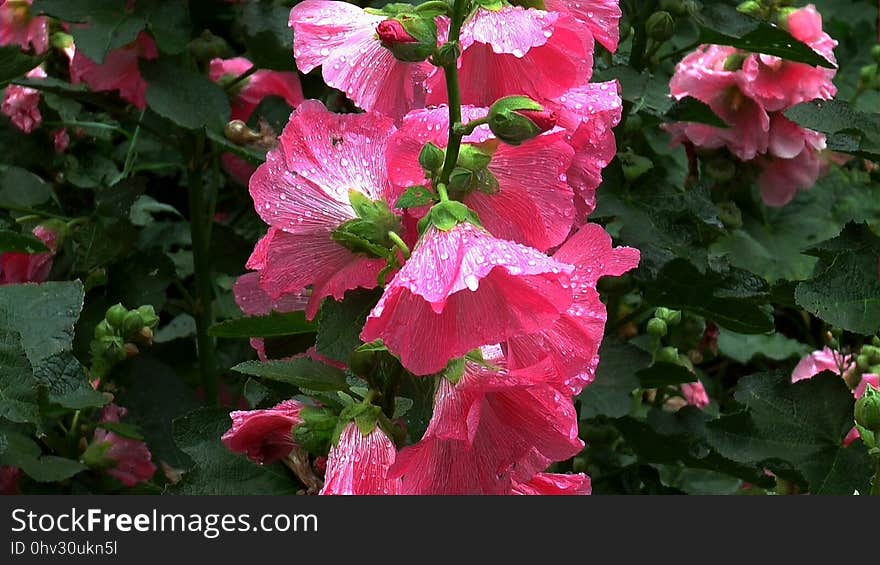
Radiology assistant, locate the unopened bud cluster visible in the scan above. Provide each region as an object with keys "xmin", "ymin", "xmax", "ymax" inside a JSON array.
[{"xmin": 91, "ymin": 304, "xmax": 160, "ymax": 379}]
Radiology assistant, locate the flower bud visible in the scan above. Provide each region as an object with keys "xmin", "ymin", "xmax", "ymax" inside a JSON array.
[
  {"xmin": 434, "ymin": 41, "xmax": 460, "ymax": 68},
  {"xmin": 122, "ymin": 311, "xmax": 145, "ymax": 337},
  {"xmin": 487, "ymin": 96, "xmax": 557, "ymax": 145},
  {"xmin": 418, "ymin": 142, "xmax": 445, "ymax": 174},
  {"xmin": 105, "ymin": 304, "xmax": 128, "ymax": 329},
  {"xmin": 860, "ymin": 64, "xmax": 877, "ymax": 84},
  {"xmin": 647, "ymin": 318, "xmax": 668, "ymax": 337},
  {"xmin": 656, "ymin": 308, "xmax": 682, "ymax": 326},
  {"xmin": 657, "ymin": 346, "xmax": 679, "ymax": 364},
  {"xmin": 94, "ymin": 320, "xmax": 115, "ymax": 340},
  {"xmin": 188, "ymin": 30, "xmax": 228, "ymax": 62},
  {"xmin": 646, "ymin": 11, "xmax": 675, "ymax": 42},
  {"xmin": 854, "ymin": 384, "xmax": 880, "ymax": 432},
  {"xmin": 736, "ymin": 1, "xmax": 762, "ymax": 16},
  {"xmin": 723, "ymin": 53, "xmax": 748, "ymax": 72},
  {"xmin": 376, "ymin": 16, "xmax": 437, "ymax": 63},
  {"xmin": 136, "ymin": 305, "xmax": 160, "ymax": 328},
  {"xmin": 858, "ymin": 355, "xmax": 872, "ymax": 371},
  {"xmin": 224, "ymin": 120, "xmax": 261, "ymax": 145}
]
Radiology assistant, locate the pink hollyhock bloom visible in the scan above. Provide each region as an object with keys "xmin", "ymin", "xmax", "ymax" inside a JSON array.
[
  {"xmin": 247, "ymin": 100, "xmax": 398, "ymax": 318},
  {"xmin": 505, "ymin": 223, "xmax": 640, "ymax": 394},
  {"xmin": 361, "ymin": 222, "xmax": 574, "ymax": 375},
  {"xmin": 511, "ymin": 472, "xmax": 592, "ymax": 495},
  {"xmin": 756, "ymin": 115, "xmax": 826, "ymax": 206},
  {"xmin": 1, "ymin": 66, "xmax": 45, "ymax": 133},
  {"xmin": 387, "ymin": 106, "xmax": 575, "ymax": 252},
  {"xmin": 52, "ymin": 128, "xmax": 70, "ymax": 153},
  {"xmin": 289, "ymin": 0, "xmax": 431, "ymax": 119},
  {"xmin": 0, "ymin": 0, "xmax": 48, "ymax": 54},
  {"xmin": 740, "ymin": 5, "xmax": 837, "ymax": 112},
  {"xmin": 0, "ymin": 224, "xmax": 58, "ymax": 285},
  {"xmin": 390, "ymin": 355, "xmax": 583, "ymax": 494},
  {"xmin": 791, "ymin": 346, "xmax": 854, "ymax": 383},
  {"xmin": 0, "ymin": 465, "xmax": 22, "ymax": 494},
  {"xmin": 221, "ymin": 399, "xmax": 305, "ymax": 464},
  {"xmin": 70, "ymin": 33, "xmax": 158, "ymax": 109},
  {"xmin": 320, "ymin": 422, "xmax": 401, "ymax": 495},
  {"xmin": 427, "ymin": 7, "xmax": 594, "ymax": 108},
  {"xmin": 668, "ymin": 44, "xmax": 770, "ymax": 161},
  {"xmin": 209, "ymin": 57, "xmax": 303, "ymax": 122},
  {"xmin": 549, "ymin": 81, "xmax": 623, "ymax": 216},
  {"xmin": 682, "ymin": 381, "xmax": 710, "ymax": 409},
  {"xmin": 544, "ymin": 0, "xmax": 621, "ymax": 53},
  {"xmin": 92, "ymin": 405, "xmax": 156, "ymax": 487}
]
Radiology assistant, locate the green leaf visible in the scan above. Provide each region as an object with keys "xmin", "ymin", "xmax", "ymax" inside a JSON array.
[
  {"xmin": 139, "ymin": 0, "xmax": 191, "ymax": 54},
  {"xmin": 0, "ymin": 424, "xmax": 86, "ymax": 482},
  {"xmin": 636, "ymin": 362, "xmax": 697, "ymax": 388},
  {"xmin": 209, "ymin": 311, "xmax": 317, "ymax": 338},
  {"xmin": 172, "ymin": 407, "xmax": 298, "ymax": 494},
  {"xmin": 695, "ymin": 4, "xmax": 835, "ymax": 68},
  {"xmin": 655, "ymin": 464, "xmax": 743, "ymax": 495},
  {"xmin": 706, "ymin": 371, "xmax": 874, "ymax": 494},
  {"xmin": 646, "ymin": 259, "xmax": 773, "ymax": 334},
  {"xmin": 795, "ymin": 223, "xmax": 880, "ymax": 335},
  {"xmin": 0, "ymin": 230, "xmax": 49, "ymax": 254},
  {"xmin": 247, "ymin": 96, "xmax": 293, "ymax": 134},
  {"xmin": 0, "ymin": 281, "xmax": 85, "ymax": 364},
  {"xmin": 579, "ymin": 340, "xmax": 648, "ymax": 419},
  {"xmin": 232, "ymin": 358, "xmax": 348, "ymax": 392},
  {"xmin": 0, "ymin": 330, "xmax": 39, "ymax": 426},
  {"xmin": 239, "ymin": 2, "xmax": 296, "ymax": 71},
  {"xmin": 664, "ymin": 97, "xmax": 729, "ymax": 128},
  {"xmin": 0, "ymin": 45, "xmax": 43, "ymax": 83},
  {"xmin": 96, "ymin": 421, "xmax": 144, "ymax": 440},
  {"xmin": 395, "ymin": 185, "xmax": 438, "ymax": 209},
  {"xmin": 32, "ymin": 353, "xmax": 107, "ymax": 410},
  {"xmin": 316, "ymin": 290, "xmax": 380, "ymax": 364},
  {"xmin": 717, "ymin": 328, "xmax": 810, "ymax": 364},
  {"xmin": 784, "ymin": 100, "xmax": 880, "ymax": 158},
  {"xmin": 153, "ymin": 313, "xmax": 196, "ymax": 343},
  {"xmin": 33, "ymin": 0, "xmax": 147, "ymax": 64},
  {"xmin": 141, "ymin": 59, "xmax": 231, "ymax": 131},
  {"xmin": 0, "ymin": 166, "xmax": 54, "ymax": 209}
]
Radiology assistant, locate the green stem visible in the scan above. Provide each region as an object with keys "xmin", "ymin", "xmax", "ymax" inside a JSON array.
[
  {"xmin": 1, "ymin": 205, "xmax": 70, "ymax": 221},
  {"xmin": 224, "ymin": 65, "xmax": 258, "ymax": 91},
  {"xmin": 186, "ymin": 135, "xmax": 219, "ymax": 405},
  {"xmin": 437, "ymin": 0, "xmax": 470, "ymax": 187},
  {"xmin": 455, "ymin": 116, "xmax": 488, "ymax": 136},
  {"xmin": 387, "ymin": 231, "xmax": 411, "ymax": 259}
]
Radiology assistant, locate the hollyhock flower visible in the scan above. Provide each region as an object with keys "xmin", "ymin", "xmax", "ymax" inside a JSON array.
[
  {"xmin": 320, "ymin": 422, "xmax": 401, "ymax": 495},
  {"xmin": 505, "ymin": 223, "xmax": 640, "ymax": 394},
  {"xmin": 755, "ymin": 115, "xmax": 827, "ymax": 206},
  {"xmin": 740, "ymin": 5, "xmax": 837, "ymax": 112},
  {"xmin": 221, "ymin": 399, "xmax": 305, "ymax": 464},
  {"xmin": 0, "ymin": 224, "xmax": 58, "ymax": 284},
  {"xmin": 682, "ymin": 381, "xmax": 710, "ymax": 409},
  {"xmin": 0, "ymin": 465, "xmax": 22, "ymax": 494},
  {"xmin": 428, "ymin": 7, "xmax": 594, "ymax": 108},
  {"xmin": 70, "ymin": 32, "xmax": 158, "ymax": 109},
  {"xmin": 209, "ymin": 57, "xmax": 303, "ymax": 122},
  {"xmin": 361, "ymin": 222, "xmax": 574, "ymax": 375},
  {"xmin": 0, "ymin": 0, "xmax": 48, "ymax": 54},
  {"xmin": 92, "ymin": 405, "xmax": 156, "ymax": 487},
  {"xmin": 511, "ymin": 472, "xmax": 592, "ymax": 495},
  {"xmin": 247, "ymin": 100, "xmax": 398, "ymax": 318},
  {"xmin": 289, "ymin": 0, "xmax": 432, "ymax": 119},
  {"xmin": 543, "ymin": 0, "xmax": 621, "ymax": 53},
  {"xmin": 390, "ymin": 355, "xmax": 583, "ymax": 494},
  {"xmin": 1, "ymin": 66, "xmax": 45, "ymax": 133},
  {"xmin": 668, "ymin": 44, "xmax": 769, "ymax": 161},
  {"xmin": 791, "ymin": 346, "xmax": 854, "ymax": 383},
  {"xmin": 387, "ymin": 106, "xmax": 576, "ymax": 252}
]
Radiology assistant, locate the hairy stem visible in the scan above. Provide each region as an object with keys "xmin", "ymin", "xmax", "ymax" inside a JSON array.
[{"xmin": 437, "ymin": 0, "xmax": 470, "ymax": 186}]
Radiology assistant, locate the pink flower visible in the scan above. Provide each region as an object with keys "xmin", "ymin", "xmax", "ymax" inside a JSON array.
[
  {"xmin": 543, "ymin": 0, "xmax": 621, "ymax": 53},
  {"xmin": 92, "ymin": 405, "xmax": 156, "ymax": 487},
  {"xmin": 70, "ymin": 32, "xmax": 158, "ymax": 109},
  {"xmin": 387, "ymin": 106, "xmax": 576, "ymax": 252},
  {"xmin": 390, "ymin": 354, "xmax": 583, "ymax": 494},
  {"xmin": 428, "ymin": 7, "xmax": 594, "ymax": 108},
  {"xmin": 209, "ymin": 57, "xmax": 303, "ymax": 122},
  {"xmin": 682, "ymin": 381, "xmax": 710, "ymax": 409},
  {"xmin": 505, "ymin": 223, "xmax": 640, "ymax": 394},
  {"xmin": 1, "ymin": 66, "xmax": 45, "ymax": 133},
  {"xmin": 289, "ymin": 0, "xmax": 432, "ymax": 119},
  {"xmin": 320, "ymin": 422, "xmax": 401, "ymax": 495},
  {"xmin": 791, "ymin": 347, "xmax": 854, "ymax": 383},
  {"xmin": 755, "ymin": 115, "xmax": 826, "ymax": 206},
  {"xmin": 0, "ymin": 465, "xmax": 22, "ymax": 494},
  {"xmin": 221, "ymin": 399, "xmax": 305, "ymax": 465},
  {"xmin": 740, "ymin": 5, "xmax": 837, "ymax": 112},
  {"xmin": 0, "ymin": 0, "xmax": 48, "ymax": 54},
  {"xmin": 233, "ymin": 272, "xmax": 310, "ymax": 361},
  {"xmin": 0, "ymin": 224, "xmax": 58, "ymax": 285},
  {"xmin": 52, "ymin": 128, "xmax": 70, "ymax": 153},
  {"xmin": 246, "ymin": 100, "xmax": 398, "ymax": 318},
  {"xmin": 361, "ymin": 222, "xmax": 574, "ymax": 375},
  {"xmin": 511, "ymin": 472, "xmax": 592, "ymax": 495}
]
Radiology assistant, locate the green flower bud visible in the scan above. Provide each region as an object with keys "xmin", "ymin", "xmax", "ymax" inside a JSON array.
[
  {"xmin": 860, "ymin": 64, "xmax": 877, "ymax": 84},
  {"xmin": 657, "ymin": 346, "xmax": 679, "ymax": 364},
  {"xmin": 660, "ymin": 0, "xmax": 687, "ymax": 17},
  {"xmin": 136, "ymin": 305, "xmax": 160, "ymax": 328},
  {"xmin": 188, "ymin": 30, "xmax": 229, "ymax": 62},
  {"xmin": 456, "ymin": 144, "xmax": 492, "ymax": 171},
  {"xmin": 418, "ymin": 200, "xmax": 481, "ymax": 232},
  {"xmin": 646, "ymin": 11, "xmax": 675, "ymax": 42},
  {"xmin": 105, "ymin": 303, "xmax": 128, "ymax": 329},
  {"xmin": 487, "ymin": 96, "xmax": 557, "ymax": 145},
  {"xmin": 293, "ymin": 407, "xmax": 338, "ymax": 455},
  {"xmin": 857, "ymin": 354, "xmax": 872, "ymax": 371},
  {"xmin": 434, "ymin": 41, "xmax": 460, "ymax": 68},
  {"xmin": 94, "ymin": 319, "xmax": 115, "ymax": 340},
  {"xmin": 736, "ymin": 1, "xmax": 762, "ymax": 16},
  {"xmin": 122, "ymin": 311, "xmax": 145, "ymax": 337},
  {"xmin": 647, "ymin": 317, "xmax": 668, "ymax": 337},
  {"xmin": 854, "ymin": 384, "xmax": 880, "ymax": 432},
  {"xmin": 418, "ymin": 142, "xmax": 445, "ymax": 174},
  {"xmin": 376, "ymin": 15, "xmax": 437, "ymax": 63}
]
